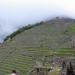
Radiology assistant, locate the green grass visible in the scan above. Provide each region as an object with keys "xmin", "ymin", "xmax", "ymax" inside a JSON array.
[
  {"xmin": 0, "ymin": 55, "xmax": 35, "ymax": 75},
  {"xmin": 55, "ymin": 48, "xmax": 75, "ymax": 55},
  {"xmin": 0, "ymin": 47, "xmax": 74, "ymax": 75},
  {"xmin": 0, "ymin": 47, "xmax": 36, "ymax": 75},
  {"xmin": 1, "ymin": 18, "xmax": 75, "ymax": 75},
  {"xmin": 67, "ymin": 23, "xmax": 75, "ymax": 32},
  {"xmin": 48, "ymin": 64, "xmax": 60, "ymax": 75}
]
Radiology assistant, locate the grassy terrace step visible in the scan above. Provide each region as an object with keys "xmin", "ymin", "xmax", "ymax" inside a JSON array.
[
  {"xmin": 0, "ymin": 47, "xmax": 74, "ymax": 75},
  {"xmin": 67, "ymin": 23, "xmax": 75, "ymax": 32},
  {"xmin": 1, "ymin": 18, "xmax": 75, "ymax": 75},
  {"xmin": 0, "ymin": 55, "xmax": 35, "ymax": 75}
]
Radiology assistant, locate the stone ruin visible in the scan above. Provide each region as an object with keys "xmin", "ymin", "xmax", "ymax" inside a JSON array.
[{"xmin": 28, "ymin": 56, "xmax": 75, "ymax": 75}]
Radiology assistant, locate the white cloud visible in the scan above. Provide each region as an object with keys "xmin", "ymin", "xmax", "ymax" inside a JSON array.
[{"xmin": 0, "ymin": 0, "xmax": 75, "ymax": 42}]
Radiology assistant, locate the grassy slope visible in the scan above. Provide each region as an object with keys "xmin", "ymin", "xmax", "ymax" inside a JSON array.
[
  {"xmin": 0, "ymin": 18, "xmax": 75, "ymax": 75},
  {"xmin": 6, "ymin": 18, "xmax": 75, "ymax": 48}
]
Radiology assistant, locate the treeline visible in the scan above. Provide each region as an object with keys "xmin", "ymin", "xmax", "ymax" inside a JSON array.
[{"xmin": 4, "ymin": 21, "xmax": 44, "ymax": 41}]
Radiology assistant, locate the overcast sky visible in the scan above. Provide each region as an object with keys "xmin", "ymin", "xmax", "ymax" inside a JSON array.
[{"xmin": 0, "ymin": 0, "xmax": 75, "ymax": 42}]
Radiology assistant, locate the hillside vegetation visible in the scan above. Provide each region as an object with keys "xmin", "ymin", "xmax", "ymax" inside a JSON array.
[
  {"xmin": 0, "ymin": 17, "xmax": 75, "ymax": 75},
  {"xmin": 4, "ymin": 21, "xmax": 43, "ymax": 41},
  {"xmin": 4, "ymin": 17, "xmax": 75, "ymax": 48}
]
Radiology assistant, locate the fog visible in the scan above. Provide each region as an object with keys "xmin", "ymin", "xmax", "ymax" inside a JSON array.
[{"xmin": 0, "ymin": 0, "xmax": 75, "ymax": 42}]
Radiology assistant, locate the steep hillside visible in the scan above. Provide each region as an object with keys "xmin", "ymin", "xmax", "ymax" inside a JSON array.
[
  {"xmin": 0, "ymin": 17, "xmax": 75, "ymax": 75},
  {"xmin": 4, "ymin": 17, "xmax": 75, "ymax": 48}
]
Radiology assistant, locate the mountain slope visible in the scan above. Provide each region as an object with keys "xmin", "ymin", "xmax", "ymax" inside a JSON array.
[
  {"xmin": 0, "ymin": 17, "xmax": 75, "ymax": 75},
  {"xmin": 4, "ymin": 17, "xmax": 75, "ymax": 48}
]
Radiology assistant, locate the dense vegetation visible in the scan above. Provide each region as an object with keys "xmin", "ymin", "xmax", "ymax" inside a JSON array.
[
  {"xmin": 4, "ymin": 21, "xmax": 44, "ymax": 41},
  {"xmin": 4, "ymin": 25, "xmax": 33, "ymax": 41}
]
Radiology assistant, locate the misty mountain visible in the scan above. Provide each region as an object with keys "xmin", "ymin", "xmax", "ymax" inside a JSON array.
[
  {"xmin": 0, "ymin": 17, "xmax": 75, "ymax": 75},
  {"xmin": 3, "ymin": 17, "xmax": 75, "ymax": 49}
]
